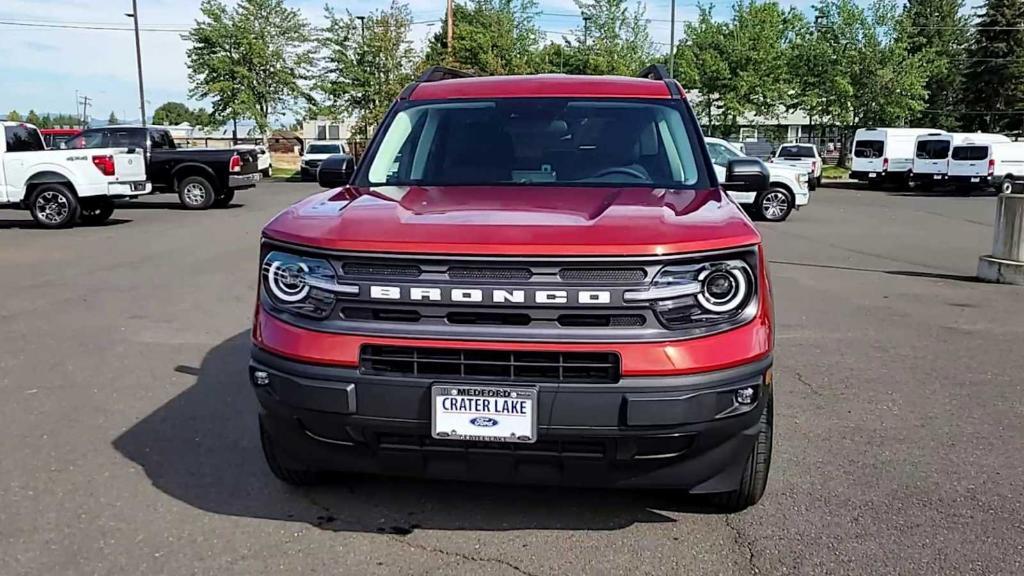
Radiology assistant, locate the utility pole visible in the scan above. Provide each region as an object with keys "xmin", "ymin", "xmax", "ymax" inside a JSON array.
[
  {"xmin": 78, "ymin": 95, "xmax": 92, "ymax": 128},
  {"xmin": 126, "ymin": 0, "xmax": 147, "ymax": 126},
  {"xmin": 583, "ymin": 15, "xmax": 591, "ymax": 73},
  {"xmin": 669, "ymin": 0, "xmax": 676, "ymax": 78},
  {"xmin": 446, "ymin": 0, "xmax": 454, "ymax": 58}
]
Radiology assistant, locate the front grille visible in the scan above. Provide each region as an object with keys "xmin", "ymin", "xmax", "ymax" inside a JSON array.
[
  {"xmin": 342, "ymin": 262, "xmax": 421, "ymax": 278},
  {"xmin": 376, "ymin": 434, "xmax": 608, "ymax": 458},
  {"xmin": 559, "ymin": 268, "xmax": 647, "ymax": 282},
  {"xmin": 558, "ymin": 314, "xmax": 646, "ymax": 328},
  {"xmin": 360, "ymin": 345, "xmax": 620, "ymax": 383},
  {"xmin": 341, "ymin": 307, "xmax": 421, "ymax": 322},
  {"xmin": 448, "ymin": 267, "xmax": 532, "ymax": 281}
]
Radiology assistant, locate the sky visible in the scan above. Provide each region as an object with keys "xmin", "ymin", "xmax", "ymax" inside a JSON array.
[{"xmin": 0, "ymin": 0, "xmax": 830, "ymax": 122}]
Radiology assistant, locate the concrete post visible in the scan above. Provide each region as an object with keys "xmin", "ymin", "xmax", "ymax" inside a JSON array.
[{"xmin": 978, "ymin": 193, "xmax": 1024, "ymax": 284}]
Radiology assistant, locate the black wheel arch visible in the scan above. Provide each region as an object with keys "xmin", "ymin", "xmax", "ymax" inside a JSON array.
[{"xmin": 171, "ymin": 163, "xmax": 218, "ymax": 190}]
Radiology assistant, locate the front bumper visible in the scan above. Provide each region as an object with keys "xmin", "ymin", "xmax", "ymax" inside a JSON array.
[{"xmin": 251, "ymin": 346, "xmax": 772, "ymax": 491}]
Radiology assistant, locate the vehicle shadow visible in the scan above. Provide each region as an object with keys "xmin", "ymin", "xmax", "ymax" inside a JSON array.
[
  {"xmin": 114, "ymin": 200, "xmax": 245, "ymax": 211},
  {"xmin": 113, "ymin": 331, "xmax": 711, "ymax": 534},
  {"xmin": 0, "ymin": 217, "xmax": 132, "ymax": 230},
  {"xmin": 770, "ymin": 259, "xmax": 984, "ymax": 283}
]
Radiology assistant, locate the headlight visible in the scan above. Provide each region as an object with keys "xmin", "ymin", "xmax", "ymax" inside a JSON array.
[
  {"xmin": 626, "ymin": 258, "xmax": 756, "ymax": 331},
  {"xmin": 261, "ymin": 251, "xmax": 357, "ymax": 319}
]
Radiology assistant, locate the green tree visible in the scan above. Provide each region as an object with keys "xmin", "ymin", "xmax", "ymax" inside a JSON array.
[
  {"xmin": 961, "ymin": 0, "xmax": 1024, "ymax": 132},
  {"xmin": 424, "ymin": 0, "xmax": 543, "ymax": 75},
  {"xmin": 26, "ymin": 110, "xmax": 41, "ymax": 126},
  {"xmin": 901, "ymin": 0, "xmax": 969, "ymax": 129},
  {"xmin": 152, "ymin": 102, "xmax": 194, "ymax": 125},
  {"xmin": 187, "ymin": 0, "xmax": 314, "ymax": 139},
  {"xmin": 674, "ymin": 7, "xmax": 733, "ymax": 132},
  {"xmin": 191, "ymin": 107, "xmax": 212, "ymax": 128},
  {"xmin": 317, "ymin": 1, "xmax": 418, "ymax": 136},
  {"xmin": 107, "ymin": 111, "xmax": 119, "ymax": 124},
  {"xmin": 569, "ymin": 0, "xmax": 654, "ymax": 75},
  {"xmin": 36, "ymin": 114, "xmax": 53, "ymax": 129},
  {"xmin": 6, "ymin": 110, "xmax": 22, "ymax": 122}
]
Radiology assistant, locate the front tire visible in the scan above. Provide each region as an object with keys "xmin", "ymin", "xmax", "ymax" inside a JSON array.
[
  {"xmin": 713, "ymin": 393, "xmax": 773, "ymax": 512},
  {"xmin": 753, "ymin": 188, "xmax": 793, "ymax": 222},
  {"xmin": 78, "ymin": 197, "xmax": 115, "ymax": 225},
  {"xmin": 29, "ymin": 183, "xmax": 80, "ymax": 229},
  {"xmin": 212, "ymin": 189, "xmax": 235, "ymax": 208},
  {"xmin": 262, "ymin": 166, "xmax": 273, "ymax": 178},
  {"xmin": 259, "ymin": 416, "xmax": 325, "ymax": 486},
  {"xmin": 178, "ymin": 176, "xmax": 216, "ymax": 210}
]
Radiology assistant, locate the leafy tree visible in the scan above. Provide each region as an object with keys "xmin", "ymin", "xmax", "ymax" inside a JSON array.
[
  {"xmin": 6, "ymin": 110, "xmax": 22, "ymax": 122},
  {"xmin": 26, "ymin": 110, "xmax": 41, "ymax": 126},
  {"xmin": 187, "ymin": 0, "xmax": 314, "ymax": 139},
  {"xmin": 317, "ymin": 1, "xmax": 418, "ymax": 136},
  {"xmin": 107, "ymin": 111, "xmax": 119, "ymax": 124},
  {"xmin": 901, "ymin": 0, "xmax": 969, "ymax": 129},
  {"xmin": 674, "ymin": 7, "xmax": 733, "ymax": 132},
  {"xmin": 568, "ymin": 0, "xmax": 654, "ymax": 75},
  {"xmin": 152, "ymin": 102, "xmax": 194, "ymax": 125},
  {"xmin": 424, "ymin": 0, "xmax": 543, "ymax": 75},
  {"xmin": 191, "ymin": 107, "xmax": 212, "ymax": 128},
  {"xmin": 36, "ymin": 114, "xmax": 53, "ymax": 129},
  {"xmin": 961, "ymin": 0, "xmax": 1024, "ymax": 132}
]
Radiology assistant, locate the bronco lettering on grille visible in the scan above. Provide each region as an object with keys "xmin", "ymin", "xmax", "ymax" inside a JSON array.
[{"xmin": 367, "ymin": 286, "xmax": 613, "ymax": 305}]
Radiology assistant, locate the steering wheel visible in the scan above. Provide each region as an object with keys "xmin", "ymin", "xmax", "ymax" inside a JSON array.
[{"xmin": 591, "ymin": 166, "xmax": 648, "ymax": 180}]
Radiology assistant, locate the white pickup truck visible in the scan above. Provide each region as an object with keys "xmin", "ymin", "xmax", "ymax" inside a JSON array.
[
  {"xmin": 706, "ymin": 137, "xmax": 810, "ymax": 222},
  {"xmin": 0, "ymin": 122, "xmax": 150, "ymax": 228},
  {"xmin": 769, "ymin": 143, "xmax": 822, "ymax": 189}
]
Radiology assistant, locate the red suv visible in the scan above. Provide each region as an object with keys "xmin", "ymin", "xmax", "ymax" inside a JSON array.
[{"xmin": 252, "ymin": 66, "xmax": 775, "ymax": 510}]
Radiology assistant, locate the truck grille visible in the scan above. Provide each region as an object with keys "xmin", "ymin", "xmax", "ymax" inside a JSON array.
[{"xmin": 360, "ymin": 345, "xmax": 620, "ymax": 383}]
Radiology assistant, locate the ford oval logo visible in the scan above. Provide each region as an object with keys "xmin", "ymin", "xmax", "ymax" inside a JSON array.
[{"xmin": 470, "ymin": 416, "xmax": 498, "ymax": 428}]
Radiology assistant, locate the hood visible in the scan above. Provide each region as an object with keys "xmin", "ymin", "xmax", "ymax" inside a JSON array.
[
  {"xmin": 263, "ymin": 185, "xmax": 761, "ymax": 256},
  {"xmin": 302, "ymin": 153, "xmax": 339, "ymax": 161}
]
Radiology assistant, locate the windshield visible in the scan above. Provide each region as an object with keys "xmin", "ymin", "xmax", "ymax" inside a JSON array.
[
  {"xmin": 916, "ymin": 140, "xmax": 950, "ymax": 160},
  {"xmin": 362, "ymin": 98, "xmax": 702, "ymax": 187},
  {"xmin": 777, "ymin": 145, "xmax": 814, "ymax": 158},
  {"xmin": 306, "ymin": 144, "xmax": 341, "ymax": 155},
  {"xmin": 951, "ymin": 146, "xmax": 988, "ymax": 161},
  {"xmin": 853, "ymin": 140, "xmax": 884, "ymax": 159}
]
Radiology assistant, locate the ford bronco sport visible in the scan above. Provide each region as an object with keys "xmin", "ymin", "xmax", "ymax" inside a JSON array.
[{"xmin": 251, "ymin": 66, "xmax": 775, "ymax": 511}]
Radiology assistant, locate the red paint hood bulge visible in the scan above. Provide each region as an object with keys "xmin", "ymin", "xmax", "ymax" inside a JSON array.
[{"xmin": 262, "ymin": 185, "xmax": 760, "ymax": 256}]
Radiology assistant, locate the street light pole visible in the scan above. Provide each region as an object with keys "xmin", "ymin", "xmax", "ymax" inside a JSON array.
[
  {"xmin": 126, "ymin": 0, "xmax": 146, "ymax": 127},
  {"xmin": 446, "ymin": 0, "xmax": 454, "ymax": 58},
  {"xmin": 669, "ymin": 0, "xmax": 676, "ymax": 78}
]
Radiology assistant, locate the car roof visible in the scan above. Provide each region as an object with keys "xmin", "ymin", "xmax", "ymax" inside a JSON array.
[{"xmin": 409, "ymin": 74, "xmax": 676, "ymax": 101}]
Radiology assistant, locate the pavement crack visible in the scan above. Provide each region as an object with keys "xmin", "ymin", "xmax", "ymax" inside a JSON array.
[
  {"xmin": 723, "ymin": 514, "xmax": 759, "ymax": 575},
  {"xmin": 387, "ymin": 535, "xmax": 542, "ymax": 576},
  {"xmin": 793, "ymin": 371, "xmax": 822, "ymax": 396}
]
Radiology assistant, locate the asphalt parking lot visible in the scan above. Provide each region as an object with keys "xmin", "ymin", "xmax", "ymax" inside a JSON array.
[{"xmin": 1, "ymin": 182, "xmax": 1022, "ymax": 575}]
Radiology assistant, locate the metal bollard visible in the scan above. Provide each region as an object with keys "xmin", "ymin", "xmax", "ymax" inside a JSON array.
[{"xmin": 977, "ymin": 193, "xmax": 1024, "ymax": 284}]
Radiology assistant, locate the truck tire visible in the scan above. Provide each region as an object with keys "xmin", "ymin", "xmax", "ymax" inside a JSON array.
[
  {"xmin": 259, "ymin": 416, "xmax": 325, "ymax": 486},
  {"xmin": 213, "ymin": 189, "xmax": 235, "ymax": 208},
  {"xmin": 1000, "ymin": 176, "xmax": 1016, "ymax": 195},
  {"xmin": 178, "ymin": 176, "xmax": 216, "ymax": 210},
  {"xmin": 712, "ymin": 392, "xmax": 773, "ymax": 513},
  {"xmin": 753, "ymin": 188, "xmax": 793, "ymax": 222},
  {"xmin": 29, "ymin": 183, "xmax": 80, "ymax": 229},
  {"xmin": 78, "ymin": 197, "xmax": 115, "ymax": 225}
]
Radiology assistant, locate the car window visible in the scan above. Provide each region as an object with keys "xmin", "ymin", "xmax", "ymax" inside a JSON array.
[
  {"xmin": 951, "ymin": 146, "xmax": 989, "ymax": 161},
  {"xmin": 777, "ymin": 145, "xmax": 814, "ymax": 158},
  {"xmin": 306, "ymin": 144, "xmax": 342, "ymax": 154},
  {"xmin": 916, "ymin": 140, "xmax": 950, "ymax": 160},
  {"xmin": 63, "ymin": 131, "xmax": 106, "ymax": 149},
  {"xmin": 364, "ymin": 99, "xmax": 701, "ymax": 187},
  {"xmin": 108, "ymin": 130, "xmax": 141, "ymax": 148},
  {"xmin": 4, "ymin": 125, "xmax": 45, "ymax": 152},
  {"xmin": 707, "ymin": 142, "xmax": 742, "ymax": 167},
  {"xmin": 149, "ymin": 130, "xmax": 172, "ymax": 149},
  {"xmin": 854, "ymin": 140, "xmax": 884, "ymax": 159}
]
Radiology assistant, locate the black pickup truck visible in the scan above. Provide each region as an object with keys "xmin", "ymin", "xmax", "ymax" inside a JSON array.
[{"xmin": 64, "ymin": 126, "xmax": 260, "ymax": 209}]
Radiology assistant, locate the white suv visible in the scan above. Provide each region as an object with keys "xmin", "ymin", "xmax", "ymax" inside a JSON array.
[{"xmin": 706, "ymin": 138, "xmax": 810, "ymax": 222}]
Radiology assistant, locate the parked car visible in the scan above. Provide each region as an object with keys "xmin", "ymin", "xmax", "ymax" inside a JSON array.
[
  {"xmin": 706, "ymin": 137, "xmax": 810, "ymax": 222},
  {"xmin": 65, "ymin": 126, "xmax": 260, "ymax": 209},
  {"xmin": 300, "ymin": 141, "xmax": 346, "ymax": 180},
  {"xmin": 252, "ymin": 65, "xmax": 776, "ymax": 512},
  {"xmin": 769, "ymin": 143, "xmax": 821, "ymax": 189},
  {"xmin": 948, "ymin": 140, "xmax": 1024, "ymax": 193},
  {"xmin": 40, "ymin": 128, "xmax": 80, "ymax": 150},
  {"xmin": 912, "ymin": 132, "xmax": 1010, "ymax": 188},
  {"xmin": 0, "ymin": 122, "xmax": 149, "ymax": 228},
  {"xmin": 850, "ymin": 127, "xmax": 938, "ymax": 187},
  {"xmin": 235, "ymin": 144, "xmax": 272, "ymax": 177}
]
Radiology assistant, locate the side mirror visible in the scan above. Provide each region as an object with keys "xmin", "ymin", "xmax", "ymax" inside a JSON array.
[
  {"xmin": 317, "ymin": 154, "xmax": 356, "ymax": 189},
  {"xmin": 723, "ymin": 157, "xmax": 770, "ymax": 192}
]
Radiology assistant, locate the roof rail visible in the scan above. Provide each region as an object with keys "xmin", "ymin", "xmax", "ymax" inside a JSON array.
[
  {"xmin": 637, "ymin": 64, "xmax": 670, "ymax": 81},
  {"xmin": 417, "ymin": 66, "xmax": 474, "ymax": 83}
]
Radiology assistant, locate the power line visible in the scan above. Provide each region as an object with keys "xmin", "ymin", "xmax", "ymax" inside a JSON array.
[{"xmin": 0, "ymin": 17, "xmax": 441, "ymax": 33}]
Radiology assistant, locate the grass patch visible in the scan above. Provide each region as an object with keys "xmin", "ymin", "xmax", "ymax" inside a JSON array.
[
  {"xmin": 269, "ymin": 167, "xmax": 300, "ymax": 181},
  {"xmin": 822, "ymin": 165, "xmax": 850, "ymax": 180}
]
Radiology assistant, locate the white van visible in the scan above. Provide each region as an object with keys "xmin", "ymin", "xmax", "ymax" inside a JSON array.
[
  {"xmin": 851, "ymin": 128, "xmax": 939, "ymax": 186},
  {"xmin": 912, "ymin": 132, "xmax": 1010, "ymax": 186},
  {"xmin": 948, "ymin": 140, "xmax": 1024, "ymax": 193}
]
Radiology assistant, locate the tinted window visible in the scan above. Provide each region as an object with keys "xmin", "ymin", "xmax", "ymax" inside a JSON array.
[
  {"xmin": 916, "ymin": 140, "xmax": 950, "ymax": 160},
  {"xmin": 854, "ymin": 140, "xmax": 884, "ymax": 158},
  {"xmin": 306, "ymin": 144, "xmax": 342, "ymax": 154},
  {"xmin": 4, "ymin": 125, "xmax": 45, "ymax": 152},
  {"xmin": 777, "ymin": 145, "xmax": 815, "ymax": 158},
  {"xmin": 64, "ymin": 131, "xmax": 107, "ymax": 149},
  {"xmin": 107, "ymin": 129, "xmax": 143, "ymax": 148},
  {"xmin": 951, "ymin": 146, "xmax": 989, "ymax": 161},
  {"xmin": 364, "ymin": 99, "xmax": 702, "ymax": 187}
]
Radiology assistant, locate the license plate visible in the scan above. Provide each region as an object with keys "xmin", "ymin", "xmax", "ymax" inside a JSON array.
[
  {"xmin": 432, "ymin": 385, "xmax": 538, "ymax": 443},
  {"xmin": 934, "ymin": 175, "xmax": 943, "ymax": 180},
  {"xmin": 971, "ymin": 177, "xmax": 980, "ymax": 183},
  {"xmin": 868, "ymin": 172, "xmax": 877, "ymax": 178}
]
